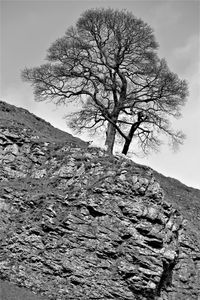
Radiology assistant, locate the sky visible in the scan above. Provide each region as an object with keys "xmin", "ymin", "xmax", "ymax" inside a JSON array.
[{"xmin": 0, "ymin": 0, "xmax": 200, "ymax": 189}]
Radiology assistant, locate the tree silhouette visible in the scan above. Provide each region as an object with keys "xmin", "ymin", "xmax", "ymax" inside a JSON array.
[{"xmin": 22, "ymin": 8, "xmax": 188, "ymax": 155}]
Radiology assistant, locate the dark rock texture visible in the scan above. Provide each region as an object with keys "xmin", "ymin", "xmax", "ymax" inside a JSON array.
[{"xmin": 0, "ymin": 100, "xmax": 199, "ymax": 300}]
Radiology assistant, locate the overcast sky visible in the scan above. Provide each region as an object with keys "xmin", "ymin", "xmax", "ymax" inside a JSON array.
[{"xmin": 0, "ymin": 0, "xmax": 200, "ymax": 189}]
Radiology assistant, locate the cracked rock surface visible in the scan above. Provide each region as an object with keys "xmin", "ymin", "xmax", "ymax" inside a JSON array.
[{"xmin": 0, "ymin": 100, "xmax": 199, "ymax": 300}]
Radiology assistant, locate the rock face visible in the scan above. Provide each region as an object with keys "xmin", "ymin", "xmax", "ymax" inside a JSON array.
[
  {"xmin": 153, "ymin": 172, "xmax": 200, "ymax": 300},
  {"xmin": 0, "ymin": 100, "xmax": 199, "ymax": 300}
]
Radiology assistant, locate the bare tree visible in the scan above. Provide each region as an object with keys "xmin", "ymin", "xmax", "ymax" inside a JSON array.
[{"xmin": 22, "ymin": 8, "xmax": 188, "ymax": 155}]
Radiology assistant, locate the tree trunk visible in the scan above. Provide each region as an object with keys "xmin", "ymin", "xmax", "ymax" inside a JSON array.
[
  {"xmin": 105, "ymin": 108, "xmax": 120, "ymax": 154},
  {"xmin": 105, "ymin": 122, "xmax": 117, "ymax": 154},
  {"xmin": 122, "ymin": 138, "xmax": 131, "ymax": 155},
  {"xmin": 122, "ymin": 122, "xmax": 140, "ymax": 155}
]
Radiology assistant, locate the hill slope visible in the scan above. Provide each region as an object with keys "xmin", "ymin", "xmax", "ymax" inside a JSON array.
[
  {"xmin": 0, "ymin": 100, "xmax": 199, "ymax": 300},
  {"xmin": 154, "ymin": 171, "xmax": 200, "ymax": 232},
  {"xmin": 0, "ymin": 100, "xmax": 87, "ymax": 146}
]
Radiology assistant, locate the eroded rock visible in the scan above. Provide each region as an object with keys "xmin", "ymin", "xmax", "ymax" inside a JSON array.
[{"xmin": 0, "ymin": 100, "xmax": 199, "ymax": 300}]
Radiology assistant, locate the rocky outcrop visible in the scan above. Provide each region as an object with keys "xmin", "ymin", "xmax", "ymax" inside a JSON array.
[
  {"xmin": 0, "ymin": 100, "xmax": 199, "ymax": 300},
  {"xmin": 153, "ymin": 173, "xmax": 200, "ymax": 300}
]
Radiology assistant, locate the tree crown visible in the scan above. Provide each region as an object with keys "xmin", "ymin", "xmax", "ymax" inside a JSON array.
[{"xmin": 22, "ymin": 8, "xmax": 188, "ymax": 155}]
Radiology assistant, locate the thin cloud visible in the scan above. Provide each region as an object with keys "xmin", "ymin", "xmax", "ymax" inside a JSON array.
[
  {"xmin": 172, "ymin": 34, "xmax": 200, "ymax": 76},
  {"xmin": 152, "ymin": 2, "xmax": 181, "ymax": 28}
]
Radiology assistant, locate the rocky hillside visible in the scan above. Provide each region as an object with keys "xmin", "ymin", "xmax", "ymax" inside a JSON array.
[
  {"xmin": 0, "ymin": 100, "xmax": 199, "ymax": 300},
  {"xmin": 0, "ymin": 100, "xmax": 87, "ymax": 147}
]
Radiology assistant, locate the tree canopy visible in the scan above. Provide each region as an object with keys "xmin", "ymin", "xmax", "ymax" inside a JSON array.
[{"xmin": 22, "ymin": 8, "xmax": 188, "ymax": 155}]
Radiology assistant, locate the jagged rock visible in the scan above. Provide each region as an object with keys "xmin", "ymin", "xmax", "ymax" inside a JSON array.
[{"xmin": 0, "ymin": 100, "xmax": 199, "ymax": 300}]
